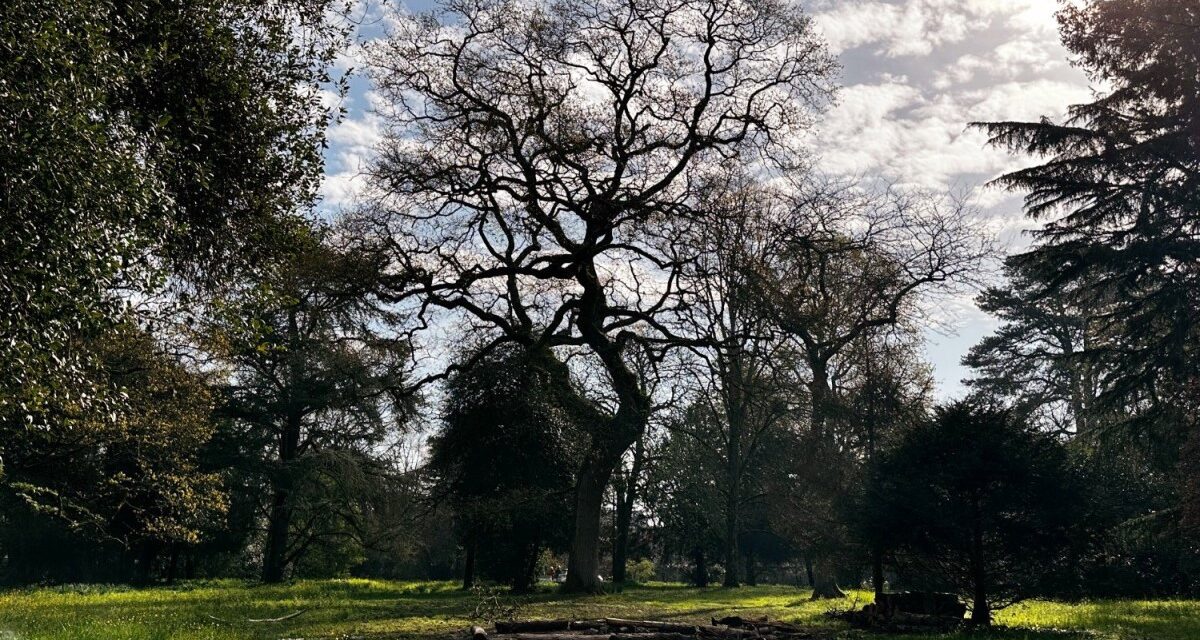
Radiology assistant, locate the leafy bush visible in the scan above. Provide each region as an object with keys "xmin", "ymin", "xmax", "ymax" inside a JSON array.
[{"xmin": 625, "ymin": 558, "xmax": 656, "ymax": 584}]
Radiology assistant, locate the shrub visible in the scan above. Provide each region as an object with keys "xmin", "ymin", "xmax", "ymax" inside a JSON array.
[{"xmin": 625, "ymin": 558, "xmax": 656, "ymax": 584}]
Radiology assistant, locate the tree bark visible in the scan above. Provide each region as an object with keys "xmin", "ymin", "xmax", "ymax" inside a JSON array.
[
  {"xmin": 809, "ymin": 565, "xmax": 847, "ymax": 600},
  {"xmin": 722, "ymin": 476, "xmax": 740, "ymax": 587},
  {"xmin": 261, "ymin": 413, "xmax": 300, "ymax": 584},
  {"xmin": 871, "ymin": 546, "xmax": 885, "ymax": 602},
  {"xmin": 690, "ymin": 548, "xmax": 709, "ymax": 587},
  {"xmin": 969, "ymin": 498, "xmax": 990, "ymax": 626},
  {"xmin": 261, "ymin": 486, "xmax": 291, "ymax": 583},
  {"xmin": 565, "ymin": 446, "xmax": 624, "ymax": 592},
  {"xmin": 806, "ymin": 364, "xmax": 847, "ymax": 600},
  {"xmin": 743, "ymin": 549, "xmax": 757, "ymax": 586},
  {"xmin": 462, "ymin": 536, "xmax": 477, "ymax": 590}
]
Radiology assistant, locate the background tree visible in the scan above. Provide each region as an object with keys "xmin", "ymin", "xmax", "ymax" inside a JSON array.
[
  {"xmin": 964, "ymin": 259, "xmax": 1101, "ymax": 437},
  {"xmin": 0, "ymin": 322, "xmax": 225, "ymax": 584},
  {"xmin": 672, "ymin": 174, "xmax": 807, "ymax": 587},
  {"xmin": 838, "ymin": 331, "xmax": 933, "ymax": 600},
  {"xmin": 203, "ymin": 228, "xmax": 412, "ymax": 583},
  {"xmin": 363, "ymin": 0, "xmax": 836, "ymax": 592},
  {"xmin": 755, "ymin": 184, "xmax": 991, "ymax": 597},
  {"xmin": 975, "ymin": 0, "xmax": 1200, "ymax": 511},
  {"xmin": 863, "ymin": 402, "xmax": 1081, "ymax": 626},
  {"xmin": 644, "ymin": 407, "xmax": 727, "ymax": 588},
  {"xmin": 429, "ymin": 343, "xmax": 597, "ymax": 592},
  {"xmin": 611, "ymin": 431, "xmax": 651, "ymax": 586}
]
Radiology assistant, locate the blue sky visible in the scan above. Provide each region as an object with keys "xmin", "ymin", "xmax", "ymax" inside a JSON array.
[{"xmin": 321, "ymin": 0, "xmax": 1093, "ymax": 400}]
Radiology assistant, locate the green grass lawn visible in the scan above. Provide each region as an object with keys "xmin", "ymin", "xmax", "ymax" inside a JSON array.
[{"xmin": 0, "ymin": 580, "xmax": 1196, "ymax": 640}]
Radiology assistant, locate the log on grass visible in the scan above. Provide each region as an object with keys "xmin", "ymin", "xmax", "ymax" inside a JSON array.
[
  {"xmin": 495, "ymin": 621, "xmax": 575, "ymax": 634},
  {"xmin": 609, "ymin": 633, "xmax": 696, "ymax": 640},
  {"xmin": 604, "ymin": 619, "xmax": 698, "ymax": 633},
  {"xmin": 470, "ymin": 626, "xmax": 489, "ymax": 640},
  {"xmin": 495, "ymin": 620, "xmax": 610, "ymax": 634},
  {"xmin": 499, "ymin": 629, "xmax": 597, "ymax": 633}
]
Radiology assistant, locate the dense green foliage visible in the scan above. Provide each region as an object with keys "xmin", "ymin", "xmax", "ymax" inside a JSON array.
[
  {"xmin": 430, "ymin": 345, "xmax": 597, "ymax": 592},
  {"xmin": 976, "ymin": 0, "xmax": 1200, "ymax": 498},
  {"xmin": 202, "ymin": 229, "xmax": 413, "ymax": 583},
  {"xmin": 861, "ymin": 402, "xmax": 1082, "ymax": 624},
  {"xmin": 0, "ymin": 0, "xmax": 343, "ymax": 421},
  {"xmin": 0, "ymin": 323, "xmax": 225, "ymax": 583},
  {"xmin": 970, "ymin": 0, "xmax": 1200, "ymax": 597},
  {"xmin": 0, "ymin": 0, "xmax": 349, "ymax": 585}
]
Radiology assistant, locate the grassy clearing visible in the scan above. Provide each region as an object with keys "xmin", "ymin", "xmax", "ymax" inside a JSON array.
[{"xmin": 0, "ymin": 580, "xmax": 1196, "ymax": 640}]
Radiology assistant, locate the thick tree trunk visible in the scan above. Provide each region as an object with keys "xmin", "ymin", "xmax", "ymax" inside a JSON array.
[
  {"xmin": 135, "ymin": 540, "xmax": 158, "ymax": 585},
  {"xmin": 872, "ymin": 546, "xmax": 885, "ymax": 602},
  {"xmin": 261, "ymin": 487, "xmax": 291, "ymax": 583},
  {"xmin": 690, "ymin": 548, "xmax": 709, "ymax": 587},
  {"xmin": 514, "ymin": 543, "xmax": 539, "ymax": 594},
  {"xmin": 262, "ymin": 413, "xmax": 300, "ymax": 584},
  {"xmin": 969, "ymin": 500, "xmax": 990, "ymax": 626},
  {"xmin": 722, "ymin": 484, "xmax": 740, "ymax": 587},
  {"xmin": 165, "ymin": 543, "xmax": 180, "ymax": 585},
  {"xmin": 462, "ymin": 537, "xmax": 477, "ymax": 590},
  {"xmin": 806, "ymin": 366, "xmax": 847, "ymax": 600},
  {"xmin": 565, "ymin": 451, "xmax": 617, "ymax": 592},
  {"xmin": 565, "ymin": 262, "xmax": 651, "ymax": 593},
  {"xmin": 809, "ymin": 566, "xmax": 847, "ymax": 600}
]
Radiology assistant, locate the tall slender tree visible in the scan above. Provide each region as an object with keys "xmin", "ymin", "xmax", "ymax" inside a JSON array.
[{"xmin": 673, "ymin": 174, "xmax": 806, "ymax": 587}]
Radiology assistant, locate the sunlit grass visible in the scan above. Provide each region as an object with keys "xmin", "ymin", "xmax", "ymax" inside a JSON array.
[{"xmin": 0, "ymin": 580, "xmax": 1196, "ymax": 639}]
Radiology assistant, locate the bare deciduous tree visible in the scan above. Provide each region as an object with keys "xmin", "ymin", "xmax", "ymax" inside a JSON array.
[
  {"xmin": 360, "ymin": 0, "xmax": 836, "ymax": 591},
  {"xmin": 755, "ymin": 182, "xmax": 994, "ymax": 597},
  {"xmin": 670, "ymin": 172, "xmax": 807, "ymax": 588}
]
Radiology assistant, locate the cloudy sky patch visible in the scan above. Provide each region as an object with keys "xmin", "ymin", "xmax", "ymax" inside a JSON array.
[{"xmin": 321, "ymin": 0, "xmax": 1093, "ymax": 398}]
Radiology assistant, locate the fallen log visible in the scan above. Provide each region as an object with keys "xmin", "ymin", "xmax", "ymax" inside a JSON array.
[
  {"xmin": 494, "ymin": 620, "xmax": 611, "ymax": 634},
  {"xmin": 499, "ymin": 629, "xmax": 592, "ymax": 633},
  {"xmin": 496, "ymin": 633, "xmax": 704, "ymax": 640},
  {"xmin": 605, "ymin": 620, "xmax": 697, "ymax": 633},
  {"xmin": 609, "ymin": 629, "xmax": 696, "ymax": 633},
  {"xmin": 471, "ymin": 626, "xmax": 490, "ymax": 640},
  {"xmin": 495, "ymin": 621, "xmax": 573, "ymax": 633}
]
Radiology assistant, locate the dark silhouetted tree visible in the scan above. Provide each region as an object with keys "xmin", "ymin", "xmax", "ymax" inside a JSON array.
[
  {"xmin": 863, "ymin": 402, "xmax": 1081, "ymax": 626},
  {"xmin": 362, "ymin": 0, "xmax": 836, "ymax": 592},
  {"xmin": 430, "ymin": 343, "xmax": 596, "ymax": 592},
  {"xmin": 203, "ymin": 229, "xmax": 412, "ymax": 583}
]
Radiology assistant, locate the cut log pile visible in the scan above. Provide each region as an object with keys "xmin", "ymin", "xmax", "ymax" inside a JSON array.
[{"xmin": 475, "ymin": 616, "xmax": 823, "ymax": 640}]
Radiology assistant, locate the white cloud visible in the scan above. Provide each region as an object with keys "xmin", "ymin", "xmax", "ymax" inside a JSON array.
[{"xmin": 810, "ymin": 0, "xmax": 1037, "ymax": 57}]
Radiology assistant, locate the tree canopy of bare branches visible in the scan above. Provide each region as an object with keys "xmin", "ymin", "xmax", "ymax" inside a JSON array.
[{"xmin": 360, "ymin": 0, "xmax": 836, "ymax": 591}]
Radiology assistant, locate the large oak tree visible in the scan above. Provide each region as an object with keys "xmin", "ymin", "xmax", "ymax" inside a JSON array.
[{"xmin": 363, "ymin": 0, "xmax": 835, "ymax": 591}]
